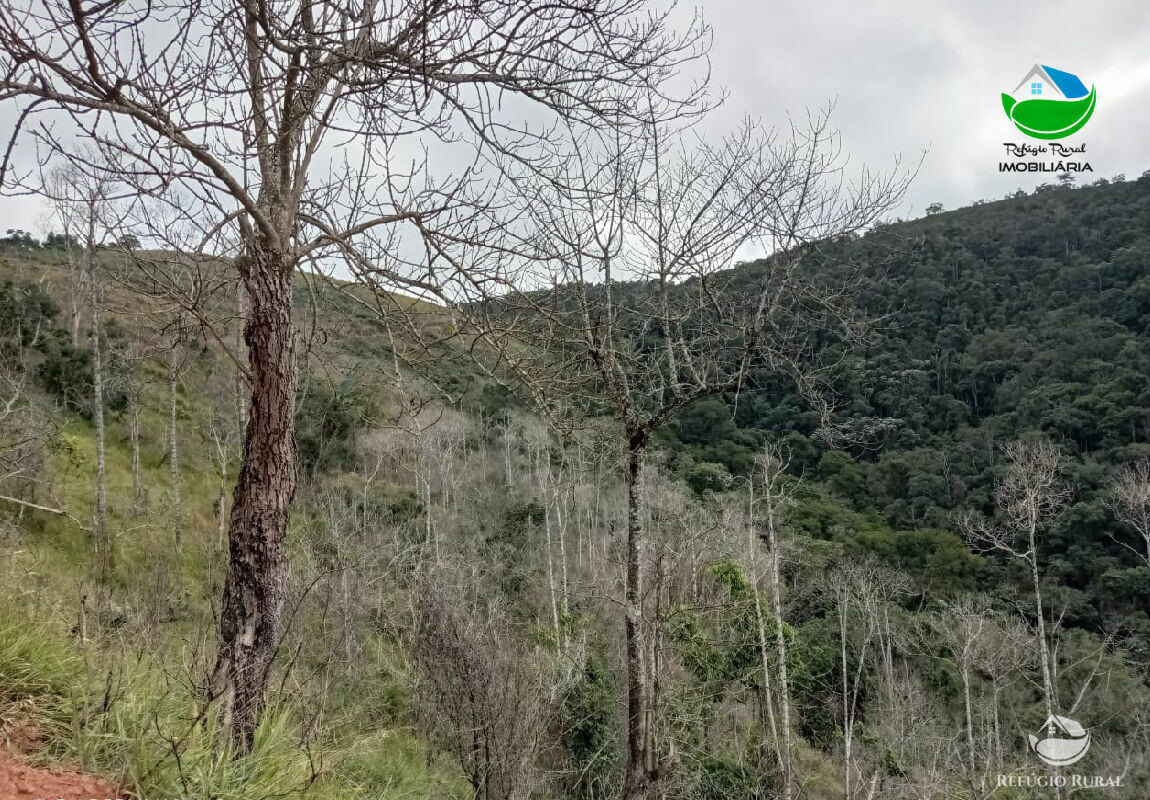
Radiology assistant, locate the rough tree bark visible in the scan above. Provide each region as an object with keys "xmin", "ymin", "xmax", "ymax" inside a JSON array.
[{"xmin": 208, "ymin": 245, "xmax": 297, "ymax": 751}]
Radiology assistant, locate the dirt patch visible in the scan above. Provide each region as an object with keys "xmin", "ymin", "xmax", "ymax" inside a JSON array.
[{"xmin": 0, "ymin": 724, "xmax": 121, "ymax": 800}]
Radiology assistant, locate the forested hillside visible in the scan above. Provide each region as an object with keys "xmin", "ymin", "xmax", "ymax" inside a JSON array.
[
  {"xmin": 2, "ymin": 174, "xmax": 1150, "ymax": 800},
  {"xmin": 662, "ymin": 174, "xmax": 1150, "ymax": 653}
]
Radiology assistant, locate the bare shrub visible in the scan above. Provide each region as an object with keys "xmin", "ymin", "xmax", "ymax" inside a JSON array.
[{"xmin": 412, "ymin": 575, "xmax": 557, "ymax": 800}]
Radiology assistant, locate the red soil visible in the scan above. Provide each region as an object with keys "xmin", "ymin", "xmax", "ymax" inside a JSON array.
[{"xmin": 0, "ymin": 725, "xmax": 122, "ymax": 800}]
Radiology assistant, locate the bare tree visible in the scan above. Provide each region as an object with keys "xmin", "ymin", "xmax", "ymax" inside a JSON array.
[
  {"xmin": 0, "ymin": 284, "xmax": 56, "ymax": 527},
  {"xmin": 526, "ymin": 421, "xmax": 580, "ymax": 654},
  {"xmin": 745, "ymin": 443, "xmax": 795, "ymax": 800},
  {"xmin": 204, "ymin": 362, "xmax": 242, "ymax": 549},
  {"xmin": 123, "ymin": 333, "xmax": 149, "ymax": 515},
  {"xmin": 941, "ymin": 598, "xmax": 986, "ymax": 786},
  {"xmin": 413, "ymin": 574, "xmax": 557, "ymax": 800},
  {"xmin": 162, "ymin": 325, "xmax": 195, "ymax": 554},
  {"xmin": 960, "ymin": 439, "xmax": 1072, "ymax": 746},
  {"xmin": 390, "ymin": 404, "xmax": 470, "ymax": 564},
  {"xmin": 46, "ymin": 163, "xmax": 117, "ymax": 581},
  {"xmin": 90, "ymin": 246, "xmax": 110, "ymax": 580},
  {"xmin": 1107, "ymin": 460, "xmax": 1150, "ymax": 569},
  {"xmin": 833, "ymin": 558, "xmax": 907, "ymax": 800},
  {"xmin": 974, "ymin": 614, "xmax": 1031, "ymax": 775},
  {"xmin": 44, "ymin": 167, "xmax": 86, "ymax": 347},
  {"xmin": 0, "ymin": 0, "xmax": 711, "ymax": 750},
  {"xmin": 441, "ymin": 110, "xmax": 909, "ymax": 797},
  {"xmin": 916, "ymin": 595, "xmax": 1029, "ymax": 798}
]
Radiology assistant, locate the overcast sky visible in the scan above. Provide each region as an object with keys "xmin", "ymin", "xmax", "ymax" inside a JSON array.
[
  {"xmin": 3, "ymin": 0, "xmax": 1148, "ymax": 238},
  {"xmin": 684, "ymin": 0, "xmax": 1150, "ymax": 218}
]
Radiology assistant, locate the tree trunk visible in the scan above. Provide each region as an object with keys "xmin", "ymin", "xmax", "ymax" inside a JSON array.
[
  {"xmin": 1030, "ymin": 540, "xmax": 1061, "ymax": 800},
  {"xmin": 763, "ymin": 477, "xmax": 793, "ymax": 800},
  {"xmin": 556, "ymin": 482, "xmax": 570, "ymax": 651},
  {"xmin": 68, "ymin": 244, "xmax": 83, "ymax": 347},
  {"xmin": 217, "ymin": 449, "xmax": 229, "ymax": 548},
  {"xmin": 503, "ymin": 414, "xmax": 514, "ymax": 489},
  {"xmin": 648, "ymin": 553, "xmax": 666, "ymax": 784},
  {"xmin": 210, "ymin": 244, "xmax": 297, "ymax": 752},
  {"xmin": 129, "ymin": 387, "xmax": 141, "ymax": 515},
  {"xmin": 169, "ymin": 366, "xmax": 183, "ymax": 552},
  {"xmin": 544, "ymin": 493, "xmax": 561, "ymax": 647},
  {"xmin": 840, "ymin": 600, "xmax": 852, "ymax": 800},
  {"xmin": 992, "ymin": 684, "xmax": 1002, "ymax": 770},
  {"xmin": 624, "ymin": 440, "xmax": 651, "ymax": 800},
  {"xmin": 89, "ymin": 265, "xmax": 110, "ymax": 583},
  {"xmin": 747, "ymin": 483, "xmax": 782, "ymax": 776},
  {"xmin": 423, "ymin": 465, "xmax": 435, "ymax": 561},
  {"xmin": 961, "ymin": 663, "xmax": 976, "ymax": 775},
  {"xmin": 1028, "ymin": 518, "xmax": 1055, "ymax": 729}
]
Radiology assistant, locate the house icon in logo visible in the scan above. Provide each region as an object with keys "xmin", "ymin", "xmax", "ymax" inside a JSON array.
[
  {"xmin": 1028, "ymin": 714, "xmax": 1092, "ymax": 767},
  {"xmin": 1010, "ymin": 64, "xmax": 1090, "ymax": 104}
]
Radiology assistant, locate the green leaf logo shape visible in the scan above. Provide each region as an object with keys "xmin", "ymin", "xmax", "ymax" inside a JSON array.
[{"xmin": 1002, "ymin": 65, "xmax": 1096, "ymax": 140}]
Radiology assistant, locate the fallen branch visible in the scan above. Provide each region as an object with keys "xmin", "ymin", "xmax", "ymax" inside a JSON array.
[
  {"xmin": 0, "ymin": 493, "xmax": 90, "ymax": 531},
  {"xmin": 0, "ymin": 493, "xmax": 67, "ymax": 515}
]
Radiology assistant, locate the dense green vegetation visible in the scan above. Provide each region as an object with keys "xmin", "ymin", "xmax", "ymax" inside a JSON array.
[{"xmin": 661, "ymin": 174, "xmax": 1150, "ymax": 652}]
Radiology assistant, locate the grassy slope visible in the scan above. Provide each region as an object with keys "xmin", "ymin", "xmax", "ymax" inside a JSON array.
[{"xmin": 0, "ymin": 250, "xmax": 469, "ymax": 799}]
